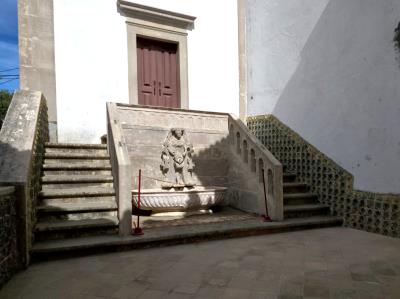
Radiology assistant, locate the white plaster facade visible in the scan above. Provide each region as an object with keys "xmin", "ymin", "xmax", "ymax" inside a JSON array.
[
  {"xmin": 18, "ymin": 0, "xmax": 400, "ymax": 194},
  {"xmin": 246, "ymin": 0, "xmax": 400, "ymax": 193},
  {"xmin": 53, "ymin": 0, "xmax": 239, "ymax": 143}
]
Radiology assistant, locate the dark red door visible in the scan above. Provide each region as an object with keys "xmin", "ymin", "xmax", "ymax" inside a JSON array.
[{"xmin": 137, "ymin": 37, "xmax": 179, "ymax": 108}]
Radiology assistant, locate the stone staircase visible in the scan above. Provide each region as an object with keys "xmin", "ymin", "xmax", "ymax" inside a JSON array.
[
  {"xmin": 282, "ymin": 168, "xmax": 331, "ymax": 219},
  {"xmin": 30, "ymin": 144, "xmax": 340, "ymax": 260},
  {"xmin": 34, "ymin": 143, "xmax": 119, "ymax": 243}
]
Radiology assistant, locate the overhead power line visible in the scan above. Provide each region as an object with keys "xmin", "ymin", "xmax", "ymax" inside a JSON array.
[
  {"xmin": 0, "ymin": 67, "xmax": 19, "ymax": 73},
  {"xmin": 0, "ymin": 78, "xmax": 18, "ymax": 86}
]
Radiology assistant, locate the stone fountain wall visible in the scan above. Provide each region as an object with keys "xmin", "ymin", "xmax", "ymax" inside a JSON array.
[{"xmin": 115, "ymin": 104, "xmax": 231, "ymax": 190}]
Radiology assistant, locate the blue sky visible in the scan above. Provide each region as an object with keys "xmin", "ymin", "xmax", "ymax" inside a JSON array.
[{"xmin": 0, "ymin": 0, "xmax": 18, "ymax": 91}]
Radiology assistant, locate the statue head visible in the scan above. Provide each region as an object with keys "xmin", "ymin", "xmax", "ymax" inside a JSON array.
[{"xmin": 173, "ymin": 128, "xmax": 184, "ymax": 139}]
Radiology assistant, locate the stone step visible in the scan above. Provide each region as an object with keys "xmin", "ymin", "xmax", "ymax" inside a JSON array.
[
  {"xmin": 42, "ymin": 182, "xmax": 114, "ymax": 190},
  {"xmin": 45, "ymin": 142, "xmax": 107, "ymax": 150},
  {"xmin": 283, "ymin": 173, "xmax": 296, "ymax": 183},
  {"xmin": 37, "ymin": 200, "xmax": 117, "ymax": 214},
  {"xmin": 42, "ymin": 175, "xmax": 113, "ymax": 184},
  {"xmin": 31, "ymin": 216, "xmax": 342, "ymax": 260},
  {"xmin": 283, "ymin": 193, "xmax": 319, "ymax": 205},
  {"xmin": 43, "ymin": 163, "xmax": 112, "ymax": 171},
  {"xmin": 45, "ymin": 147, "xmax": 108, "ymax": 156},
  {"xmin": 283, "ymin": 182, "xmax": 308, "ymax": 193},
  {"xmin": 44, "ymin": 159, "xmax": 111, "ymax": 166},
  {"xmin": 40, "ymin": 196, "xmax": 116, "ymax": 206},
  {"xmin": 39, "ymin": 187, "xmax": 116, "ymax": 199},
  {"xmin": 34, "ymin": 217, "xmax": 119, "ymax": 241},
  {"xmin": 284, "ymin": 204, "xmax": 330, "ymax": 219},
  {"xmin": 43, "ymin": 169, "xmax": 113, "ymax": 176},
  {"xmin": 38, "ymin": 210, "xmax": 118, "ymax": 222},
  {"xmin": 35, "ymin": 216, "xmax": 118, "ymax": 232},
  {"xmin": 41, "ymin": 175, "xmax": 114, "ymax": 189},
  {"xmin": 45, "ymin": 153, "xmax": 110, "ymax": 160}
]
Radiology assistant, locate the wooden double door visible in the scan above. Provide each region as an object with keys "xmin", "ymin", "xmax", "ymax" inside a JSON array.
[{"xmin": 137, "ymin": 37, "xmax": 179, "ymax": 108}]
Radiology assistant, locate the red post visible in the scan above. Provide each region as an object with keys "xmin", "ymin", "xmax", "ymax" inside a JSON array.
[
  {"xmin": 133, "ymin": 169, "xmax": 144, "ymax": 235},
  {"xmin": 261, "ymin": 168, "xmax": 272, "ymax": 222}
]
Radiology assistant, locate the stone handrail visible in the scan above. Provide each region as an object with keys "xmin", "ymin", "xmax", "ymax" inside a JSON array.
[
  {"xmin": 106, "ymin": 102, "xmax": 132, "ymax": 236},
  {"xmin": 228, "ymin": 114, "xmax": 283, "ymax": 220},
  {"xmin": 0, "ymin": 90, "xmax": 49, "ymax": 266}
]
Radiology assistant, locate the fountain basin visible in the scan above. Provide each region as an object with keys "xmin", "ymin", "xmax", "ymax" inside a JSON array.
[{"xmin": 132, "ymin": 186, "xmax": 226, "ymax": 212}]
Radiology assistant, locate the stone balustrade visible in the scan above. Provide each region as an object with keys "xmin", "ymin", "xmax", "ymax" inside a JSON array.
[
  {"xmin": 106, "ymin": 102, "xmax": 132, "ymax": 236},
  {"xmin": 228, "ymin": 114, "xmax": 283, "ymax": 220},
  {"xmin": 0, "ymin": 90, "xmax": 49, "ymax": 266}
]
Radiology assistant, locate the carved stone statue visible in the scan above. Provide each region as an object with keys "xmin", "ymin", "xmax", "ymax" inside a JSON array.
[{"xmin": 161, "ymin": 128, "xmax": 195, "ymax": 188}]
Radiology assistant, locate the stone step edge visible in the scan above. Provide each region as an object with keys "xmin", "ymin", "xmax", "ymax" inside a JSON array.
[
  {"xmin": 42, "ymin": 175, "xmax": 114, "ymax": 184},
  {"xmin": 284, "ymin": 204, "xmax": 330, "ymax": 212},
  {"xmin": 44, "ymin": 153, "xmax": 110, "ymax": 160},
  {"xmin": 283, "ymin": 173, "xmax": 296, "ymax": 177},
  {"xmin": 46, "ymin": 143, "xmax": 107, "ymax": 149},
  {"xmin": 36, "ymin": 201, "xmax": 117, "ymax": 213},
  {"xmin": 39, "ymin": 188, "xmax": 116, "ymax": 199},
  {"xmin": 43, "ymin": 164, "xmax": 112, "ymax": 170},
  {"xmin": 35, "ymin": 216, "xmax": 119, "ymax": 232},
  {"xmin": 31, "ymin": 216, "xmax": 342, "ymax": 257},
  {"xmin": 283, "ymin": 193, "xmax": 318, "ymax": 199},
  {"xmin": 283, "ymin": 182, "xmax": 308, "ymax": 188}
]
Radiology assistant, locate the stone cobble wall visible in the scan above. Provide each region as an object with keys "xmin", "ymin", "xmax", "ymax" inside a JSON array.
[
  {"xmin": 0, "ymin": 187, "xmax": 17, "ymax": 289},
  {"xmin": 247, "ymin": 115, "xmax": 400, "ymax": 237}
]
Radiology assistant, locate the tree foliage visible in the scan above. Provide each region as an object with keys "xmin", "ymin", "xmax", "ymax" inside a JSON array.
[{"xmin": 0, "ymin": 90, "xmax": 13, "ymax": 128}]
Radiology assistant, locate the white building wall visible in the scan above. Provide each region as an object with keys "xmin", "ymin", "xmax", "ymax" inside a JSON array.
[
  {"xmin": 53, "ymin": 0, "xmax": 239, "ymax": 144},
  {"xmin": 247, "ymin": 0, "xmax": 400, "ymax": 193}
]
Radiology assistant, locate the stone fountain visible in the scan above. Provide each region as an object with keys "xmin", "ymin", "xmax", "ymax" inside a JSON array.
[{"xmin": 132, "ymin": 128, "xmax": 226, "ymax": 214}]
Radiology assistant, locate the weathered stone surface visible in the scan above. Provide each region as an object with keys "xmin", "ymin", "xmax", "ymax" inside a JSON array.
[
  {"xmin": 0, "ymin": 186, "xmax": 17, "ymax": 289},
  {"xmin": 18, "ymin": 0, "xmax": 57, "ymax": 140},
  {"xmin": 160, "ymin": 128, "xmax": 195, "ymax": 187},
  {"xmin": 0, "ymin": 90, "xmax": 49, "ymax": 266},
  {"xmin": 118, "ymin": 106, "xmax": 231, "ymax": 190}
]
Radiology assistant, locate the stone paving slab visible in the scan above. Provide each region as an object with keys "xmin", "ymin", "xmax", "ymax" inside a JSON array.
[
  {"xmin": 138, "ymin": 208, "xmax": 256, "ymax": 229},
  {"xmin": 2, "ymin": 227, "xmax": 400, "ymax": 298}
]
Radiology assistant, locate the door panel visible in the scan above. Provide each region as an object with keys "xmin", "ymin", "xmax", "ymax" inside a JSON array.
[{"xmin": 137, "ymin": 37, "xmax": 179, "ymax": 108}]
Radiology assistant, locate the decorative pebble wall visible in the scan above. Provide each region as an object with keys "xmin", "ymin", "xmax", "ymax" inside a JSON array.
[{"xmin": 247, "ymin": 115, "xmax": 400, "ymax": 238}]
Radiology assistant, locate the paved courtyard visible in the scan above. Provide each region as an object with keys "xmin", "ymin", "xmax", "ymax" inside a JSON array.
[{"xmin": 1, "ymin": 227, "xmax": 400, "ymax": 299}]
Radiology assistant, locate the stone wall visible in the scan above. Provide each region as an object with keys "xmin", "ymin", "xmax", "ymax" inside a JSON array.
[
  {"xmin": 0, "ymin": 186, "xmax": 17, "ymax": 289},
  {"xmin": 0, "ymin": 90, "xmax": 49, "ymax": 266},
  {"xmin": 117, "ymin": 104, "xmax": 231, "ymax": 190},
  {"xmin": 248, "ymin": 115, "xmax": 400, "ymax": 237}
]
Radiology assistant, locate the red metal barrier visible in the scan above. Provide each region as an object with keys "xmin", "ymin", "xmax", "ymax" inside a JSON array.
[
  {"xmin": 261, "ymin": 168, "xmax": 272, "ymax": 222},
  {"xmin": 133, "ymin": 169, "xmax": 144, "ymax": 235}
]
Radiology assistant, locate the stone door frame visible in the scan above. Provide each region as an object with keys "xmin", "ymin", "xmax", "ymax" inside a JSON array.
[{"xmin": 117, "ymin": 1, "xmax": 195, "ymax": 109}]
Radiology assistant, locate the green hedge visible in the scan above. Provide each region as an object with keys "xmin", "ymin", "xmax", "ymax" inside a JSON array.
[{"xmin": 0, "ymin": 90, "xmax": 12, "ymax": 128}]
